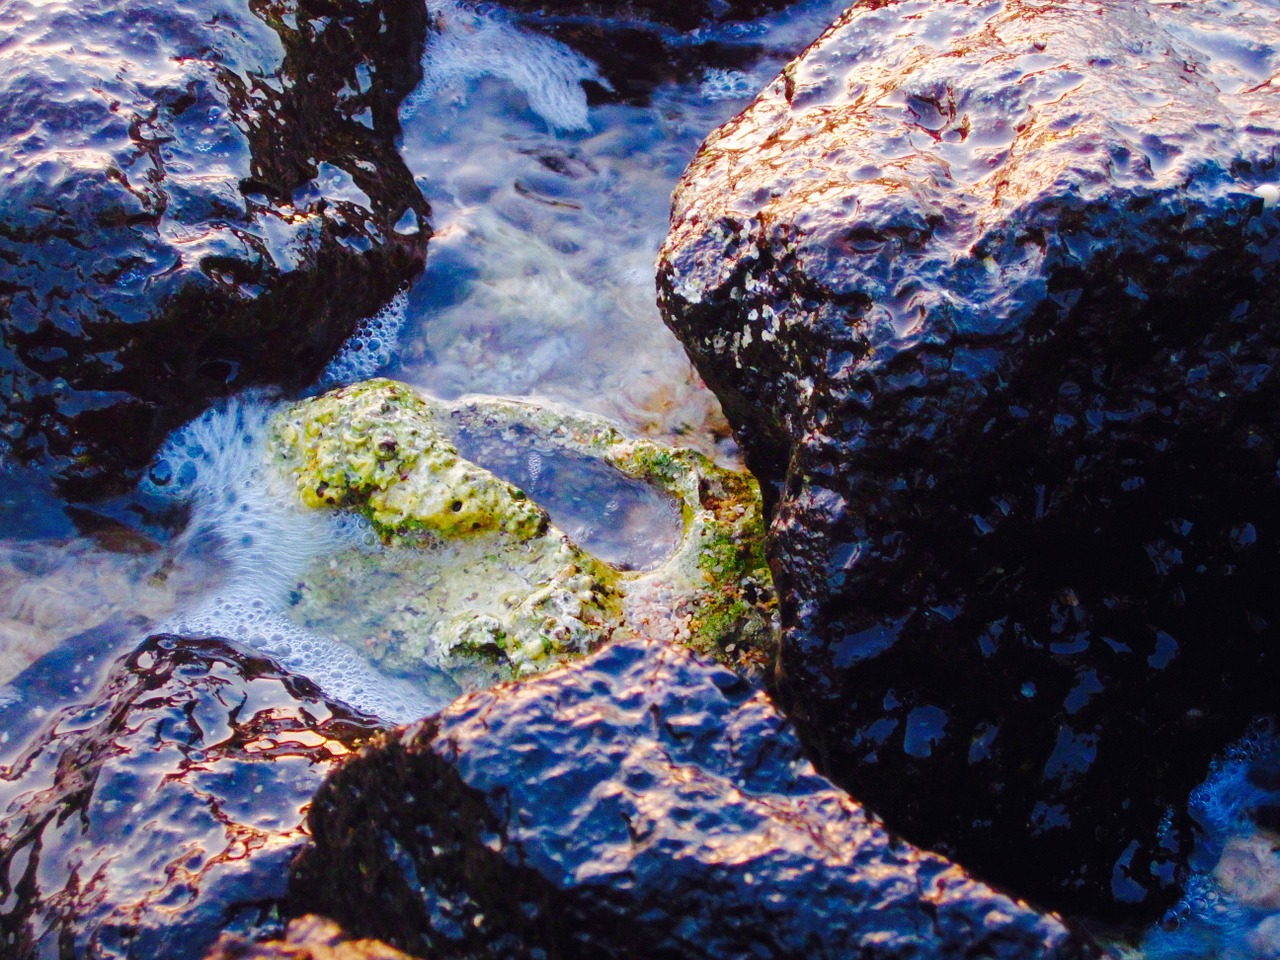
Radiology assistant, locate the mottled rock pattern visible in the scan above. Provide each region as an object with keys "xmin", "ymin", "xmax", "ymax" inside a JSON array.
[
  {"xmin": 658, "ymin": 0, "xmax": 1280, "ymax": 918},
  {"xmin": 290, "ymin": 636, "xmax": 1097, "ymax": 960},
  {"xmin": 0, "ymin": 634, "xmax": 381, "ymax": 959},
  {"xmin": 205, "ymin": 915, "xmax": 423, "ymax": 960},
  {"xmin": 0, "ymin": 0, "xmax": 430, "ymax": 495}
]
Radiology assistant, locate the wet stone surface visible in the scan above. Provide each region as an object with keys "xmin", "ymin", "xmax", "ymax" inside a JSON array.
[
  {"xmin": 0, "ymin": 0, "xmax": 430, "ymax": 495},
  {"xmin": 658, "ymin": 0, "xmax": 1280, "ymax": 920},
  {"xmin": 0, "ymin": 634, "xmax": 381, "ymax": 960},
  {"xmin": 290, "ymin": 635, "xmax": 1099, "ymax": 960}
]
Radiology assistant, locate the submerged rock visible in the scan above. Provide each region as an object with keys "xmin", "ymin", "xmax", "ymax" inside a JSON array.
[
  {"xmin": 658, "ymin": 0, "xmax": 1280, "ymax": 918},
  {"xmin": 272, "ymin": 380, "xmax": 777, "ymax": 684},
  {"xmin": 290, "ymin": 636, "xmax": 1099, "ymax": 960},
  {"xmin": 0, "ymin": 0, "xmax": 430, "ymax": 496},
  {"xmin": 0, "ymin": 634, "xmax": 381, "ymax": 959}
]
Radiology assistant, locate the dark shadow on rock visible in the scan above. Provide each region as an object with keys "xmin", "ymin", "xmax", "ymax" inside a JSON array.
[
  {"xmin": 657, "ymin": 0, "xmax": 1280, "ymax": 921},
  {"xmin": 290, "ymin": 636, "xmax": 1100, "ymax": 960}
]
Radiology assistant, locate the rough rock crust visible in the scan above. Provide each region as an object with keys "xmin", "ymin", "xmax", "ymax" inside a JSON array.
[
  {"xmin": 0, "ymin": 0, "xmax": 430, "ymax": 495},
  {"xmin": 290, "ymin": 636, "xmax": 1099, "ymax": 960},
  {"xmin": 658, "ymin": 0, "xmax": 1280, "ymax": 918}
]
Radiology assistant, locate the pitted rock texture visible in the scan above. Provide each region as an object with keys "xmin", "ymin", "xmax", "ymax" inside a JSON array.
[
  {"xmin": 658, "ymin": 0, "xmax": 1280, "ymax": 919},
  {"xmin": 0, "ymin": 0, "xmax": 430, "ymax": 496},
  {"xmin": 290, "ymin": 637, "xmax": 1098, "ymax": 960},
  {"xmin": 0, "ymin": 635, "xmax": 381, "ymax": 960}
]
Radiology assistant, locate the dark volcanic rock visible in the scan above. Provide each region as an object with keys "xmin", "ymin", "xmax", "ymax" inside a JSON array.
[
  {"xmin": 657, "ymin": 0, "xmax": 1280, "ymax": 919},
  {"xmin": 0, "ymin": 634, "xmax": 381, "ymax": 960},
  {"xmin": 205, "ymin": 915, "xmax": 422, "ymax": 960},
  {"xmin": 290, "ymin": 637, "xmax": 1097, "ymax": 960},
  {"xmin": 0, "ymin": 0, "xmax": 431, "ymax": 496}
]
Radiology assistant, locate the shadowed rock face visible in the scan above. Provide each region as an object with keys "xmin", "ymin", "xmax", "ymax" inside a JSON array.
[
  {"xmin": 0, "ymin": 635, "xmax": 382, "ymax": 960},
  {"xmin": 0, "ymin": 0, "xmax": 431, "ymax": 497},
  {"xmin": 658, "ymin": 0, "xmax": 1280, "ymax": 919},
  {"xmin": 290, "ymin": 637, "xmax": 1098, "ymax": 960}
]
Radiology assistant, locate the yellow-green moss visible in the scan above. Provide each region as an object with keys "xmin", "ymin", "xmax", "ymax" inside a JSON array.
[
  {"xmin": 271, "ymin": 380, "xmax": 777, "ymax": 684},
  {"xmin": 270, "ymin": 379, "xmax": 546, "ymax": 543}
]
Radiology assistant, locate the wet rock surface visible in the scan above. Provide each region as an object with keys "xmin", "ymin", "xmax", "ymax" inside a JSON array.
[
  {"xmin": 290, "ymin": 636, "xmax": 1097, "ymax": 960},
  {"xmin": 658, "ymin": 0, "xmax": 1280, "ymax": 919},
  {"xmin": 0, "ymin": 0, "xmax": 430, "ymax": 496},
  {"xmin": 0, "ymin": 633, "xmax": 381, "ymax": 959}
]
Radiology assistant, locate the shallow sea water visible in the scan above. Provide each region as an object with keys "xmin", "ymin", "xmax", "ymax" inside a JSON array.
[{"xmin": 0, "ymin": 0, "xmax": 846, "ymax": 707}]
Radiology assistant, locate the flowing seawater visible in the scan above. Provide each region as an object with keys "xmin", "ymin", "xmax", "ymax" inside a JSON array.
[{"xmin": 0, "ymin": 0, "xmax": 845, "ymax": 720}]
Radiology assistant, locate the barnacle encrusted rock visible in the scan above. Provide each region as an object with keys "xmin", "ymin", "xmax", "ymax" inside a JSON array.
[{"xmin": 268, "ymin": 379, "xmax": 776, "ymax": 684}]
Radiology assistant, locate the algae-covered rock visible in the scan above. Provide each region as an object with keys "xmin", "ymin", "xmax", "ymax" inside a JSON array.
[
  {"xmin": 268, "ymin": 379, "xmax": 775, "ymax": 684},
  {"xmin": 272, "ymin": 381, "xmax": 546, "ymax": 542}
]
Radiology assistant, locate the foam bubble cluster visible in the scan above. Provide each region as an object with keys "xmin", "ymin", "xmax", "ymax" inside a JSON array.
[
  {"xmin": 320, "ymin": 290, "xmax": 410, "ymax": 388},
  {"xmin": 1139, "ymin": 720, "xmax": 1280, "ymax": 960},
  {"xmin": 698, "ymin": 68, "xmax": 756, "ymax": 102},
  {"xmin": 407, "ymin": 0, "xmax": 607, "ymax": 131},
  {"xmin": 144, "ymin": 394, "xmax": 443, "ymax": 724}
]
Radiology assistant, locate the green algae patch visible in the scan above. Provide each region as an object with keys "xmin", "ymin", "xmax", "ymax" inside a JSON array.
[
  {"xmin": 270, "ymin": 380, "xmax": 546, "ymax": 543},
  {"xmin": 271, "ymin": 380, "xmax": 777, "ymax": 685}
]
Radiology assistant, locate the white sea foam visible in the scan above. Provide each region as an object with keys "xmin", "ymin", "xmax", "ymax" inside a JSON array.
[
  {"xmin": 698, "ymin": 68, "xmax": 756, "ymax": 102},
  {"xmin": 1139, "ymin": 720, "xmax": 1280, "ymax": 959},
  {"xmin": 406, "ymin": 0, "xmax": 607, "ymax": 131},
  {"xmin": 144, "ymin": 394, "xmax": 443, "ymax": 724},
  {"xmin": 320, "ymin": 289, "xmax": 410, "ymax": 387}
]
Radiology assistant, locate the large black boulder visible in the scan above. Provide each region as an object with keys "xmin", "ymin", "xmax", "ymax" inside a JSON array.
[
  {"xmin": 290, "ymin": 636, "xmax": 1097, "ymax": 960},
  {"xmin": 0, "ymin": 0, "xmax": 430, "ymax": 497},
  {"xmin": 658, "ymin": 0, "xmax": 1280, "ymax": 919},
  {"xmin": 0, "ymin": 634, "xmax": 382, "ymax": 959}
]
